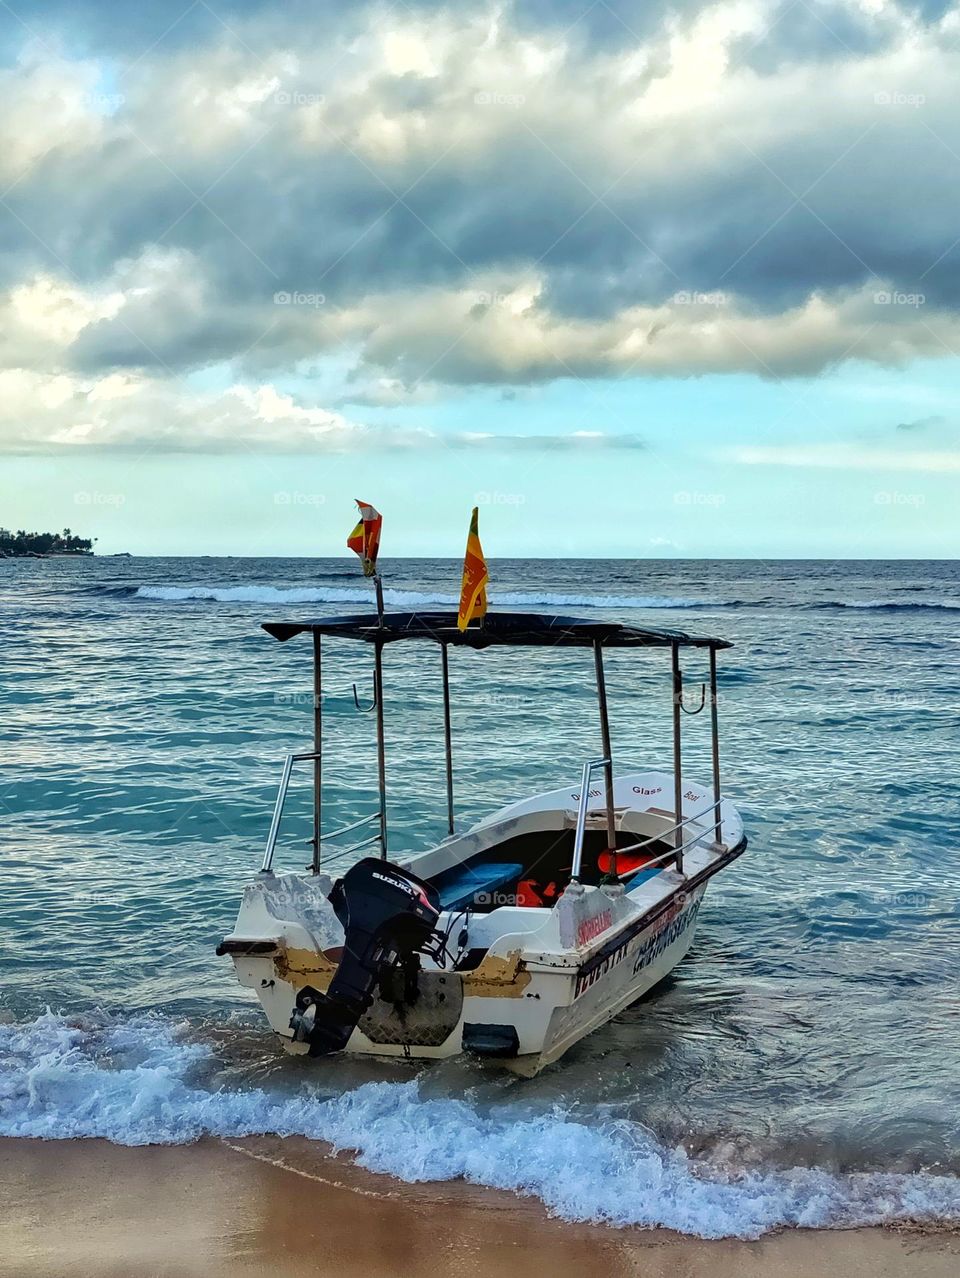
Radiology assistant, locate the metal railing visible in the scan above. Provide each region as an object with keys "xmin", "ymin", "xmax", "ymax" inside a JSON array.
[
  {"xmin": 616, "ymin": 799, "xmax": 724, "ymax": 859},
  {"xmin": 260, "ymin": 751, "xmax": 382, "ymax": 872},
  {"xmin": 569, "ymin": 759, "xmax": 725, "ymax": 883},
  {"xmin": 570, "ymin": 757, "xmax": 611, "ymax": 880},
  {"xmin": 612, "ymin": 800, "xmax": 724, "ymax": 879},
  {"xmin": 318, "ymin": 812, "xmax": 383, "ymax": 868}
]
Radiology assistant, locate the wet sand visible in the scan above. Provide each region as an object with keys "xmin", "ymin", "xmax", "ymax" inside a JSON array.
[{"xmin": 1, "ymin": 1136, "xmax": 957, "ymax": 1278}]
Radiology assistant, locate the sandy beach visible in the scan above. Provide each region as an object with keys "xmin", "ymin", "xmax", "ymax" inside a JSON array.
[{"xmin": 1, "ymin": 1136, "xmax": 957, "ymax": 1278}]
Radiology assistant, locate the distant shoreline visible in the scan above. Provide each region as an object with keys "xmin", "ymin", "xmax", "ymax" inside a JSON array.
[
  {"xmin": 0, "ymin": 550, "xmax": 94, "ymax": 559},
  {"xmin": 0, "ymin": 529, "xmax": 95, "ymax": 558}
]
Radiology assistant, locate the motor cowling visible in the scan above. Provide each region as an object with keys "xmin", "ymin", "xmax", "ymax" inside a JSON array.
[{"xmin": 290, "ymin": 857, "xmax": 442, "ymax": 1055}]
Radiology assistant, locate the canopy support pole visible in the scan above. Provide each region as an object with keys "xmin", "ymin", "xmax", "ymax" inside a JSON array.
[
  {"xmin": 671, "ymin": 642, "xmax": 684, "ymax": 875},
  {"xmin": 709, "ymin": 646, "xmax": 723, "ymax": 848},
  {"xmin": 310, "ymin": 632, "xmax": 322, "ymax": 873},
  {"xmin": 374, "ymin": 641, "xmax": 387, "ymax": 857},
  {"xmin": 593, "ymin": 640, "xmax": 617, "ymax": 872},
  {"xmin": 441, "ymin": 644, "xmax": 455, "ymax": 836}
]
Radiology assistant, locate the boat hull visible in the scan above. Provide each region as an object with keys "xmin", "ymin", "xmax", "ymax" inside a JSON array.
[
  {"xmin": 227, "ymin": 880, "xmax": 707, "ymax": 1076},
  {"xmin": 514, "ymin": 882, "xmax": 705, "ymax": 1075},
  {"xmin": 221, "ymin": 768, "xmax": 745, "ymax": 1074}
]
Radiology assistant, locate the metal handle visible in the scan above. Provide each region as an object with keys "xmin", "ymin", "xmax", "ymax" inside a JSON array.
[
  {"xmin": 570, "ymin": 757, "xmax": 612, "ymax": 881},
  {"xmin": 262, "ymin": 753, "xmax": 299, "ymax": 871}
]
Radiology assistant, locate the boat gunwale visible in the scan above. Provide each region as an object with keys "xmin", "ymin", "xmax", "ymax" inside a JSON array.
[{"xmin": 522, "ymin": 835, "xmax": 748, "ymax": 972}]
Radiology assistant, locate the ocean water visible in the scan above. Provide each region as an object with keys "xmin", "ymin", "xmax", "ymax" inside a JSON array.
[{"xmin": 2, "ymin": 555, "xmax": 959, "ymax": 1238}]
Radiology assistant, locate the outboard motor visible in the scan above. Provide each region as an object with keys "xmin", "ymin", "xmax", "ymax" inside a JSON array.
[{"xmin": 290, "ymin": 856, "xmax": 442, "ymax": 1055}]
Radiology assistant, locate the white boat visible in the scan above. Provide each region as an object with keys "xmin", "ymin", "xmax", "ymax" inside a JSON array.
[{"xmin": 219, "ymin": 610, "xmax": 746, "ymax": 1076}]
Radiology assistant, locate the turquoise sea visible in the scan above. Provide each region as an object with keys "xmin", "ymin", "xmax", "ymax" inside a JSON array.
[{"xmin": 2, "ymin": 556, "xmax": 959, "ymax": 1237}]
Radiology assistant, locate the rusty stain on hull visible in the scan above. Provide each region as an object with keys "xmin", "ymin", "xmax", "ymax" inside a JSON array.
[
  {"xmin": 461, "ymin": 950, "xmax": 530, "ymax": 998},
  {"xmin": 274, "ymin": 943, "xmax": 530, "ymax": 1000},
  {"xmin": 273, "ymin": 945, "xmax": 337, "ymax": 991}
]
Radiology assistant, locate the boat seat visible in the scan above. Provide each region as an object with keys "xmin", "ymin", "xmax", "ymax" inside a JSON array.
[
  {"xmin": 622, "ymin": 865, "xmax": 663, "ymax": 890},
  {"xmin": 433, "ymin": 861, "xmax": 525, "ymax": 912}
]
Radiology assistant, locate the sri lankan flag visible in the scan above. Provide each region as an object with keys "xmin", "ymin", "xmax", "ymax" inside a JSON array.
[
  {"xmin": 457, "ymin": 506, "xmax": 489, "ymax": 631},
  {"xmin": 346, "ymin": 499, "xmax": 382, "ymax": 577}
]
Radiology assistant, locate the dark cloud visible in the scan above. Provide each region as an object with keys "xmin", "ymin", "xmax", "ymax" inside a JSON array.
[
  {"xmin": 730, "ymin": 2, "xmax": 894, "ymax": 75},
  {"xmin": 5, "ymin": 0, "xmax": 689, "ymax": 59},
  {"xmin": 6, "ymin": 0, "xmax": 949, "ymax": 64},
  {"xmin": 0, "ymin": 1, "xmax": 349, "ymax": 59},
  {"xmin": 511, "ymin": 0, "xmax": 703, "ymax": 49},
  {"xmin": 1, "ymin": 0, "xmax": 959, "ymax": 393},
  {"xmin": 12, "ymin": 92, "xmax": 956, "ymax": 332},
  {"xmin": 901, "ymin": 0, "xmax": 954, "ymax": 21}
]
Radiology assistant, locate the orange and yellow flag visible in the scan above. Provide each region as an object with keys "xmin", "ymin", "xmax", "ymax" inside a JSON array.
[
  {"xmin": 457, "ymin": 506, "xmax": 489, "ymax": 631},
  {"xmin": 346, "ymin": 499, "xmax": 382, "ymax": 577}
]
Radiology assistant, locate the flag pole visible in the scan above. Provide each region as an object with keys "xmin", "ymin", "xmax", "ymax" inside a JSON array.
[
  {"xmin": 373, "ymin": 572, "xmax": 385, "ymax": 626},
  {"xmin": 593, "ymin": 639, "xmax": 617, "ymax": 877},
  {"xmin": 310, "ymin": 631, "xmax": 322, "ymax": 873},
  {"xmin": 441, "ymin": 643, "xmax": 454, "ymax": 835},
  {"xmin": 374, "ymin": 640, "xmax": 388, "ymax": 857}
]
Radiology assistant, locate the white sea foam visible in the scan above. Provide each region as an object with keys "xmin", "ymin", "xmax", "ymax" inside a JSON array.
[
  {"xmin": 125, "ymin": 585, "xmax": 960, "ymax": 612},
  {"xmin": 2, "ymin": 1014, "xmax": 959, "ymax": 1240},
  {"xmin": 826, "ymin": 598, "xmax": 960, "ymax": 612},
  {"xmin": 133, "ymin": 585, "xmax": 707, "ymax": 609}
]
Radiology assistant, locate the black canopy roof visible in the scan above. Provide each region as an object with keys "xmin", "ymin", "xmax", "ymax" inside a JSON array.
[{"xmin": 262, "ymin": 610, "xmax": 732, "ymax": 650}]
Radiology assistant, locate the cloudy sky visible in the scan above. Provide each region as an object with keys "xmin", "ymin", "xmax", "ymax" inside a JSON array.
[{"xmin": 1, "ymin": 0, "xmax": 958, "ymax": 555}]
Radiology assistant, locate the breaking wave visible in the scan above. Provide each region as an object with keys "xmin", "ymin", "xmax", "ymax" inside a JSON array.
[
  {"xmin": 3, "ymin": 1013, "xmax": 959, "ymax": 1241},
  {"xmin": 94, "ymin": 585, "xmax": 960, "ymax": 613},
  {"xmin": 130, "ymin": 585, "xmax": 710, "ymax": 609},
  {"xmin": 811, "ymin": 599, "xmax": 960, "ymax": 613}
]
